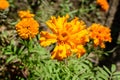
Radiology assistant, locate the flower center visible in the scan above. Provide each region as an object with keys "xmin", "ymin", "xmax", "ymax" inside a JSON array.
[
  {"xmin": 57, "ymin": 31, "xmax": 69, "ymax": 43},
  {"xmin": 26, "ymin": 26, "xmax": 30, "ymax": 29},
  {"xmin": 61, "ymin": 32, "xmax": 67, "ymax": 37}
]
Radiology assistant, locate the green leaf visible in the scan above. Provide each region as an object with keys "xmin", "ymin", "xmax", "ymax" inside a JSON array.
[
  {"xmin": 103, "ymin": 66, "xmax": 111, "ymax": 74},
  {"xmin": 6, "ymin": 55, "xmax": 17, "ymax": 64},
  {"xmin": 18, "ymin": 46, "xmax": 25, "ymax": 55},
  {"xmin": 111, "ymin": 64, "xmax": 116, "ymax": 73},
  {"xmin": 113, "ymin": 72, "xmax": 120, "ymax": 75},
  {"xmin": 96, "ymin": 77, "xmax": 104, "ymax": 80},
  {"xmin": 97, "ymin": 72, "xmax": 108, "ymax": 80},
  {"xmin": 72, "ymin": 75, "xmax": 78, "ymax": 80},
  {"xmin": 98, "ymin": 67, "xmax": 109, "ymax": 77},
  {"xmin": 107, "ymin": 47, "xmax": 117, "ymax": 53},
  {"xmin": 13, "ymin": 46, "xmax": 17, "ymax": 54},
  {"xmin": 4, "ymin": 52, "xmax": 13, "ymax": 55},
  {"xmin": 65, "ymin": 74, "xmax": 71, "ymax": 80}
]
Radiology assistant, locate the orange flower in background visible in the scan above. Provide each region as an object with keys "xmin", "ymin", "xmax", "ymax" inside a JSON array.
[
  {"xmin": 18, "ymin": 10, "xmax": 34, "ymax": 19},
  {"xmin": 88, "ymin": 23, "xmax": 112, "ymax": 48},
  {"xmin": 40, "ymin": 15, "xmax": 89, "ymax": 60},
  {"xmin": 97, "ymin": 0, "xmax": 109, "ymax": 11},
  {"xmin": 0, "ymin": 0, "xmax": 9, "ymax": 10},
  {"xmin": 16, "ymin": 18, "xmax": 39, "ymax": 39}
]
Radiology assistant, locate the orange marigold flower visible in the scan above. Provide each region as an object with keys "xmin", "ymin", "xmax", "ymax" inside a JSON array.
[
  {"xmin": 97, "ymin": 0, "xmax": 109, "ymax": 11},
  {"xmin": 0, "ymin": 0, "xmax": 9, "ymax": 10},
  {"xmin": 16, "ymin": 18, "xmax": 39, "ymax": 39},
  {"xmin": 40, "ymin": 15, "xmax": 89, "ymax": 60},
  {"xmin": 18, "ymin": 10, "xmax": 34, "ymax": 19},
  {"xmin": 88, "ymin": 23, "xmax": 112, "ymax": 48},
  {"xmin": 76, "ymin": 45, "xmax": 86, "ymax": 58}
]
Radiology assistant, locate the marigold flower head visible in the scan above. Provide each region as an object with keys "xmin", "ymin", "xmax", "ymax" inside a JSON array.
[
  {"xmin": 16, "ymin": 18, "xmax": 39, "ymax": 39},
  {"xmin": 40, "ymin": 15, "xmax": 89, "ymax": 60},
  {"xmin": 18, "ymin": 10, "xmax": 34, "ymax": 19},
  {"xmin": 88, "ymin": 23, "xmax": 112, "ymax": 48},
  {"xmin": 76, "ymin": 45, "xmax": 86, "ymax": 58},
  {"xmin": 0, "ymin": 0, "xmax": 9, "ymax": 10},
  {"xmin": 97, "ymin": 0, "xmax": 109, "ymax": 11}
]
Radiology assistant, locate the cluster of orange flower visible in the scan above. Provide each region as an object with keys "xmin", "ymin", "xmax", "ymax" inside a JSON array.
[
  {"xmin": 0, "ymin": 0, "xmax": 111, "ymax": 61},
  {"xmin": 88, "ymin": 23, "xmax": 111, "ymax": 48},
  {"xmin": 15, "ymin": 13, "xmax": 111, "ymax": 60},
  {"xmin": 13, "ymin": 2, "xmax": 111, "ymax": 60},
  {"xmin": 0, "ymin": 0, "xmax": 9, "ymax": 10},
  {"xmin": 39, "ymin": 15, "xmax": 112, "ymax": 60},
  {"xmin": 15, "ymin": 10, "xmax": 39, "ymax": 39}
]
